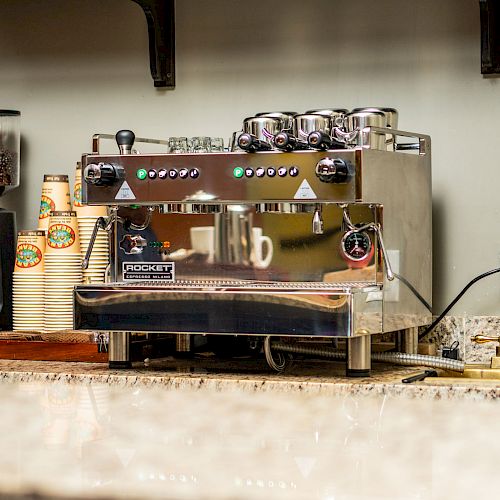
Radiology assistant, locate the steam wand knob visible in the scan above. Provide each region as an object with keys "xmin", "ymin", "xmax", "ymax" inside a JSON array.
[{"xmin": 116, "ymin": 130, "xmax": 136, "ymax": 155}]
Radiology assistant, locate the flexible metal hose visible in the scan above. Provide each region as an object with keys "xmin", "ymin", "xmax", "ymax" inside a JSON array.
[{"xmin": 268, "ymin": 341, "xmax": 465, "ymax": 373}]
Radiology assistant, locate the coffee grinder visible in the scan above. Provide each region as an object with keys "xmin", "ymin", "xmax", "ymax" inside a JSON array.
[{"xmin": 0, "ymin": 110, "xmax": 20, "ymax": 330}]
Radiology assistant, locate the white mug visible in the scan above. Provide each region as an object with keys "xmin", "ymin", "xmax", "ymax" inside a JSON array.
[
  {"xmin": 190, "ymin": 226, "xmax": 215, "ymax": 263},
  {"xmin": 252, "ymin": 227, "xmax": 273, "ymax": 269},
  {"xmin": 190, "ymin": 226, "xmax": 273, "ymax": 268}
]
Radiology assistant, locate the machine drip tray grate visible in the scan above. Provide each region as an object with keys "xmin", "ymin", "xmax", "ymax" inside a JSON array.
[{"xmin": 80, "ymin": 279, "xmax": 379, "ymax": 292}]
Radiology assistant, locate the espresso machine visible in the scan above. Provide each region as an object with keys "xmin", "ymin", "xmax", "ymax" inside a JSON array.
[
  {"xmin": 74, "ymin": 109, "xmax": 432, "ymax": 376},
  {"xmin": 0, "ymin": 110, "xmax": 20, "ymax": 331}
]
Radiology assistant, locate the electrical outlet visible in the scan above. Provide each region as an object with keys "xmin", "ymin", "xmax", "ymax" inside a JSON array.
[{"xmin": 385, "ymin": 249, "xmax": 400, "ymax": 302}]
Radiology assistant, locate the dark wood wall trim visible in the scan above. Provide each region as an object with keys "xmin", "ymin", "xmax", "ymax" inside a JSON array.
[
  {"xmin": 131, "ymin": 0, "xmax": 175, "ymax": 88},
  {"xmin": 480, "ymin": 0, "xmax": 500, "ymax": 75}
]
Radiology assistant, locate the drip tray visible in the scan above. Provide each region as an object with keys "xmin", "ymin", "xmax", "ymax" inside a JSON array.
[{"xmin": 74, "ymin": 280, "xmax": 382, "ymax": 337}]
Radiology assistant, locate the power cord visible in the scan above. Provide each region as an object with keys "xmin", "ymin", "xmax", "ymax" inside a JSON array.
[{"xmin": 418, "ymin": 267, "xmax": 500, "ymax": 341}]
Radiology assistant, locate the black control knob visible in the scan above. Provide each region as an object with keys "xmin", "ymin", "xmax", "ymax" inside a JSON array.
[
  {"xmin": 274, "ymin": 131, "xmax": 309, "ymax": 151},
  {"xmin": 238, "ymin": 133, "xmax": 273, "ymax": 152},
  {"xmin": 115, "ymin": 130, "xmax": 136, "ymax": 155},
  {"xmin": 84, "ymin": 162, "xmax": 120, "ymax": 186},
  {"xmin": 315, "ymin": 158, "xmax": 350, "ymax": 183},
  {"xmin": 308, "ymin": 131, "xmax": 345, "ymax": 150}
]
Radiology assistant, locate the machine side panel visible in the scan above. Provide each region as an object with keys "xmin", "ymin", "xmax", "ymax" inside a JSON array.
[{"xmin": 360, "ymin": 148, "xmax": 432, "ymax": 330}]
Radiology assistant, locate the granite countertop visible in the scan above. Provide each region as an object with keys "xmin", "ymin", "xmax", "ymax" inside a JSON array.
[
  {"xmin": 0, "ymin": 362, "xmax": 498, "ymax": 500},
  {"xmin": 1, "ymin": 356, "xmax": 500, "ymax": 401}
]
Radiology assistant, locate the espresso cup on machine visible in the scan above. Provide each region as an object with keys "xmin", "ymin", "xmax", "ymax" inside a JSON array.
[
  {"xmin": 333, "ymin": 110, "xmax": 386, "ymax": 150},
  {"xmin": 351, "ymin": 107, "xmax": 399, "ymax": 150},
  {"xmin": 238, "ymin": 116, "xmax": 282, "ymax": 152}
]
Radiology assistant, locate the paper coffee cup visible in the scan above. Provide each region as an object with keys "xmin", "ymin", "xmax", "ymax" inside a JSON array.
[
  {"xmin": 14, "ymin": 230, "xmax": 46, "ymax": 273},
  {"xmin": 46, "ymin": 211, "xmax": 81, "ymax": 255},
  {"xmin": 72, "ymin": 163, "xmax": 83, "ymax": 209},
  {"xmin": 38, "ymin": 174, "xmax": 71, "ymax": 230}
]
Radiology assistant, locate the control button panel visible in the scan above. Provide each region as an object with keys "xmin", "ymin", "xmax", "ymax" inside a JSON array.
[{"xmin": 135, "ymin": 165, "xmax": 301, "ymax": 181}]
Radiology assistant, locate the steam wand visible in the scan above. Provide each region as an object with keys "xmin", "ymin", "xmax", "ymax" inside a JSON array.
[{"xmin": 82, "ymin": 206, "xmax": 155, "ymax": 270}]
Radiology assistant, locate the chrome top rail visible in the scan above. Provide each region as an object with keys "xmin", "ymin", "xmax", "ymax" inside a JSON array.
[{"xmin": 92, "ymin": 133, "xmax": 169, "ymax": 155}]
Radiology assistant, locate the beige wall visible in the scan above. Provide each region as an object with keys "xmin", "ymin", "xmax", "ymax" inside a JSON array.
[{"xmin": 0, "ymin": 0, "xmax": 498, "ymax": 315}]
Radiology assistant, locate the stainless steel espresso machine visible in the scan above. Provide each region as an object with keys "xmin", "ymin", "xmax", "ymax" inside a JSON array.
[{"xmin": 74, "ymin": 109, "xmax": 432, "ymax": 376}]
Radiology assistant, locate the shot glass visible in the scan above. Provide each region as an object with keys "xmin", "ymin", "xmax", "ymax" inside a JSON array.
[{"xmin": 168, "ymin": 137, "xmax": 189, "ymax": 154}]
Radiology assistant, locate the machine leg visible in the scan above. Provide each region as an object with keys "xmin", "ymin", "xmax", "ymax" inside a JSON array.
[
  {"xmin": 108, "ymin": 332, "xmax": 131, "ymax": 369},
  {"xmin": 402, "ymin": 326, "xmax": 419, "ymax": 354},
  {"xmin": 175, "ymin": 334, "xmax": 192, "ymax": 356},
  {"xmin": 347, "ymin": 336, "xmax": 371, "ymax": 377}
]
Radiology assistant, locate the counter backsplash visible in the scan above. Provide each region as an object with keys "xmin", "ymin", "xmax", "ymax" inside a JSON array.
[{"xmin": 417, "ymin": 315, "xmax": 500, "ymax": 364}]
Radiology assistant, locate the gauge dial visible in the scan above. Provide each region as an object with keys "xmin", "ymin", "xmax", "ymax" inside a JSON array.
[{"xmin": 340, "ymin": 230, "xmax": 374, "ymax": 266}]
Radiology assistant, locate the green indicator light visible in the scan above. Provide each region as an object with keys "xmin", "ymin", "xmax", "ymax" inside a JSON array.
[
  {"xmin": 136, "ymin": 169, "xmax": 147, "ymax": 180},
  {"xmin": 233, "ymin": 167, "xmax": 244, "ymax": 179}
]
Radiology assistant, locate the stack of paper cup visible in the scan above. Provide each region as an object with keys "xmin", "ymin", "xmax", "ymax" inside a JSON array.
[
  {"xmin": 44, "ymin": 211, "xmax": 82, "ymax": 332},
  {"xmin": 38, "ymin": 174, "xmax": 71, "ymax": 231},
  {"xmin": 12, "ymin": 231, "xmax": 45, "ymax": 332}
]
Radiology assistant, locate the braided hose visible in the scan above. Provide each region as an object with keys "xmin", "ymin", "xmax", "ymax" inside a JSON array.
[{"xmin": 268, "ymin": 341, "xmax": 465, "ymax": 373}]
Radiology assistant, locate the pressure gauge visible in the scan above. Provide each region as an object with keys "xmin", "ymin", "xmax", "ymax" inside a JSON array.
[{"xmin": 340, "ymin": 230, "xmax": 374, "ymax": 267}]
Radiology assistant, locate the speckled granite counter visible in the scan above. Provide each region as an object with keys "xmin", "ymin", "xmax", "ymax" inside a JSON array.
[
  {"xmin": 0, "ymin": 368, "xmax": 498, "ymax": 500},
  {"xmin": 1, "ymin": 357, "xmax": 500, "ymax": 401}
]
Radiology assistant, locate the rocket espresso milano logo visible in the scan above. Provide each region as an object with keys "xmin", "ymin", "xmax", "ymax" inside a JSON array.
[
  {"xmin": 16, "ymin": 244, "xmax": 43, "ymax": 268},
  {"xmin": 39, "ymin": 195, "xmax": 55, "ymax": 219},
  {"xmin": 47, "ymin": 224, "xmax": 76, "ymax": 249}
]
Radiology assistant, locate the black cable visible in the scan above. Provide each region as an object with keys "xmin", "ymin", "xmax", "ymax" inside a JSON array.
[
  {"xmin": 418, "ymin": 267, "xmax": 500, "ymax": 341},
  {"xmin": 394, "ymin": 273, "xmax": 432, "ymax": 312}
]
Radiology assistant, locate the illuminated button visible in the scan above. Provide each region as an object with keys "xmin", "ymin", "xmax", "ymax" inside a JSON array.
[
  {"xmin": 179, "ymin": 168, "xmax": 189, "ymax": 179},
  {"xmin": 289, "ymin": 166, "xmax": 299, "ymax": 177},
  {"xmin": 148, "ymin": 169, "xmax": 157, "ymax": 179},
  {"xmin": 255, "ymin": 167, "xmax": 266, "ymax": 178},
  {"xmin": 189, "ymin": 168, "xmax": 200, "ymax": 179},
  {"xmin": 233, "ymin": 167, "xmax": 244, "ymax": 178},
  {"xmin": 158, "ymin": 169, "xmax": 168, "ymax": 179},
  {"xmin": 278, "ymin": 167, "xmax": 287, "ymax": 177},
  {"xmin": 267, "ymin": 167, "xmax": 276, "ymax": 177},
  {"xmin": 136, "ymin": 169, "xmax": 147, "ymax": 180},
  {"xmin": 168, "ymin": 169, "xmax": 178, "ymax": 179},
  {"xmin": 245, "ymin": 168, "xmax": 254, "ymax": 178}
]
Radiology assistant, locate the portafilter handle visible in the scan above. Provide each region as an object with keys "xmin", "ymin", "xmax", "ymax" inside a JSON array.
[{"xmin": 116, "ymin": 130, "xmax": 135, "ymax": 155}]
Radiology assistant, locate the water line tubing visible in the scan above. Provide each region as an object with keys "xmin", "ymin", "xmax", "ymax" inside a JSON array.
[{"xmin": 265, "ymin": 340, "xmax": 465, "ymax": 373}]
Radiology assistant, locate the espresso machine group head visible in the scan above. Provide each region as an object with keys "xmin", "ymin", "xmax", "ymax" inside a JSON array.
[{"xmin": 75, "ymin": 115, "xmax": 432, "ymax": 376}]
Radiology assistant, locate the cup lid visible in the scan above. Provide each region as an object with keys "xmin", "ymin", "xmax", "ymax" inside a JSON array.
[
  {"xmin": 17, "ymin": 230, "xmax": 46, "ymax": 237},
  {"xmin": 43, "ymin": 174, "xmax": 69, "ymax": 182},
  {"xmin": 49, "ymin": 211, "xmax": 77, "ymax": 217}
]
